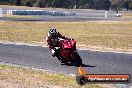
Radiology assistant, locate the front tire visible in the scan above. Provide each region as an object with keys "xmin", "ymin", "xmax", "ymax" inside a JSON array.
[
  {"xmin": 72, "ymin": 52, "xmax": 82, "ymax": 66},
  {"xmin": 55, "ymin": 54, "xmax": 66, "ymax": 63}
]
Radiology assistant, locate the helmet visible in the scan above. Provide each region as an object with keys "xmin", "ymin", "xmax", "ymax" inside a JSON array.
[{"xmin": 49, "ymin": 28, "xmax": 58, "ymax": 37}]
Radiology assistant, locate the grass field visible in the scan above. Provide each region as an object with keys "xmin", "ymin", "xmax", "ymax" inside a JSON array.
[
  {"xmin": 0, "ymin": 21, "xmax": 132, "ymax": 52},
  {"xmin": 0, "ymin": 65, "xmax": 103, "ymax": 88},
  {"xmin": 121, "ymin": 13, "xmax": 132, "ymax": 18}
]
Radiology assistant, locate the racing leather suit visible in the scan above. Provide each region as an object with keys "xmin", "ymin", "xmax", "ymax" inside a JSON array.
[{"xmin": 46, "ymin": 32, "xmax": 66, "ymax": 56}]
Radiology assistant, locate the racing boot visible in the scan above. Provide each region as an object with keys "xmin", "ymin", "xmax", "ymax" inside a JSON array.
[
  {"xmin": 52, "ymin": 47, "xmax": 60, "ymax": 57},
  {"xmin": 51, "ymin": 49, "xmax": 56, "ymax": 57}
]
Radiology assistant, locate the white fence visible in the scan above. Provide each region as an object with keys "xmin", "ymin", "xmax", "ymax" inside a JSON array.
[
  {"xmin": 0, "ymin": 8, "xmax": 3, "ymax": 17},
  {"xmin": 7, "ymin": 10, "xmax": 76, "ymax": 16}
]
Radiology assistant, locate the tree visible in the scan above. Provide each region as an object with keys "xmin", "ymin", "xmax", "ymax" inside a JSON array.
[
  {"xmin": 25, "ymin": 1, "xmax": 33, "ymax": 7},
  {"xmin": 16, "ymin": 0, "xmax": 21, "ymax": 6},
  {"xmin": 111, "ymin": 0, "xmax": 128, "ymax": 10},
  {"xmin": 34, "ymin": 0, "xmax": 45, "ymax": 8},
  {"xmin": 104, "ymin": 0, "xmax": 111, "ymax": 10},
  {"xmin": 0, "ymin": 0, "xmax": 131, "ymax": 10}
]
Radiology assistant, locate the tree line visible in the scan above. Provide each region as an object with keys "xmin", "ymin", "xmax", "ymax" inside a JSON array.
[{"xmin": 0, "ymin": 0, "xmax": 132, "ymax": 10}]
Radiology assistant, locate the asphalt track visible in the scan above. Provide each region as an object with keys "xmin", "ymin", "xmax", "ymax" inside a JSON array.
[
  {"xmin": 0, "ymin": 16, "xmax": 109, "ymax": 22},
  {"xmin": 1, "ymin": 7, "xmax": 132, "ymax": 21},
  {"xmin": 0, "ymin": 43, "xmax": 132, "ymax": 86},
  {"xmin": 1, "ymin": 13, "xmax": 132, "ymax": 22}
]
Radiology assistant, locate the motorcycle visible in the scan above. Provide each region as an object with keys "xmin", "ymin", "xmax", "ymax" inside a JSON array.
[{"xmin": 51, "ymin": 38, "xmax": 82, "ymax": 66}]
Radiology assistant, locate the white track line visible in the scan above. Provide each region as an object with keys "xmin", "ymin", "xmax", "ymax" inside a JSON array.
[{"xmin": 0, "ymin": 41, "xmax": 132, "ymax": 54}]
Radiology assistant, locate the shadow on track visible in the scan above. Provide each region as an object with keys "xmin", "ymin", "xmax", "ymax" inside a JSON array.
[
  {"xmin": 61, "ymin": 63, "xmax": 96, "ymax": 68},
  {"xmin": 81, "ymin": 64, "xmax": 96, "ymax": 67}
]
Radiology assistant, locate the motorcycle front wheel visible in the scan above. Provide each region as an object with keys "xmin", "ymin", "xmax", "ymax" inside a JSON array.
[{"xmin": 72, "ymin": 52, "xmax": 82, "ymax": 66}]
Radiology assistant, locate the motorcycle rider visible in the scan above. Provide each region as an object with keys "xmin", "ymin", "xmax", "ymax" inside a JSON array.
[{"xmin": 46, "ymin": 28, "xmax": 68, "ymax": 57}]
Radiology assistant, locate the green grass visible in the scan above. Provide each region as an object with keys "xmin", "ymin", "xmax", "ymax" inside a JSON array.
[
  {"xmin": 0, "ymin": 65, "xmax": 103, "ymax": 88},
  {"xmin": 0, "ymin": 65, "xmax": 14, "ymax": 69},
  {"xmin": 0, "ymin": 21, "xmax": 132, "ymax": 51}
]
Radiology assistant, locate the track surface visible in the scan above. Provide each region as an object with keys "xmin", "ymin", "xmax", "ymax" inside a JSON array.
[
  {"xmin": 0, "ymin": 43, "xmax": 132, "ymax": 86},
  {"xmin": 1, "ymin": 7, "xmax": 132, "ymax": 21}
]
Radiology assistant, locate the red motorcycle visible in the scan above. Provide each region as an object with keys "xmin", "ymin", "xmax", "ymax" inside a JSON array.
[{"xmin": 53, "ymin": 38, "xmax": 82, "ymax": 66}]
